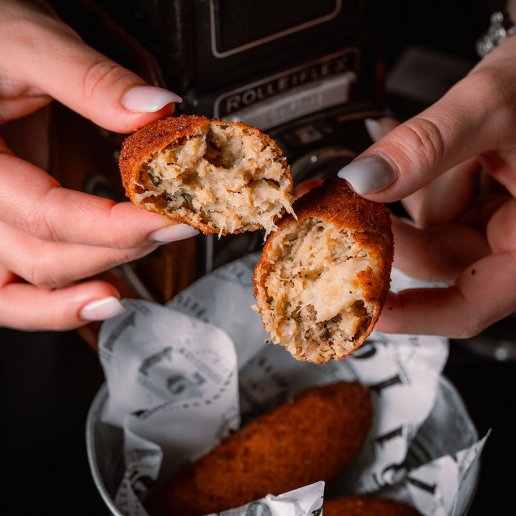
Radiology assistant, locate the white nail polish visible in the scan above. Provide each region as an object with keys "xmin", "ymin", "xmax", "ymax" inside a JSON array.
[
  {"xmin": 121, "ymin": 86, "xmax": 182, "ymax": 113},
  {"xmin": 364, "ymin": 118, "xmax": 386, "ymax": 142},
  {"xmin": 337, "ymin": 155, "xmax": 397, "ymax": 195},
  {"xmin": 80, "ymin": 297, "xmax": 126, "ymax": 321},
  {"xmin": 150, "ymin": 223, "xmax": 199, "ymax": 243}
]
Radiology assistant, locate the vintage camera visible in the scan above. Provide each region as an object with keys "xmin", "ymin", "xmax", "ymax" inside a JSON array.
[
  {"xmin": 49, "ymin": 0, "xmax": 384, "ymax": 331},
  {"xmin": 98, "ymin": 0, "xmax": 385, "ymax": 271}
]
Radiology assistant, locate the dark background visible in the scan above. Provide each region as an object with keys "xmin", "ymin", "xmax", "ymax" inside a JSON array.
[{"xmin": 1, "ymin": 0, "xmax": 514, "ymax": 514}]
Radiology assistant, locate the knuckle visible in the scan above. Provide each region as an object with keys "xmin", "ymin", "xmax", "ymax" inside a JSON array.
[
  {"xmin": 18, "ymin": 242, "xmax": 70, "ymax": 290},
  {"xmin": 460, "ymin": 70, "xmax": 512, "ymax": 110},
  {"xmin": 3, "ymin": 17, "xmax": 47, "ymax": 53},
  {"xmin": 23, "ymin": 255, "xmax": 55, "ymax": 289},
  {"xmin": 19, "ymin": 209, "xmax": 46, "ymax": 239},
  {"xmin": 20, "ymin": 207, "xmax": 59, "ymax": 242},
  {"xmin": 23, "ymin": 256, "xmax": 43, "ymax": 287},
  {"xmin": 81, "ymin": 59, "xmax": 125, "ymax": 101},
  {"xmin": 398, "ymin": 116, "xmax": 446, "ymax": 169},
  {"xmin": 46, "ymin": 310, "xmax": 73, "ymax": 331},
  {"xmin": 456, "ymin": 319, "xmax": 484, "ymax": 339},
  {"xmin": 3, "ymin": 15, "xmax": 76, "ymax": 63},
  {"xmin": 450, "ymin": 289, "xmax": 485, "ymax": 339}
]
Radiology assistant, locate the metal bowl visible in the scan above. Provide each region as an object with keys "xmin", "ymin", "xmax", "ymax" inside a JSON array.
[{"xmin": 86, "ymin": 376, "xmax": 480, "ymax": 516}]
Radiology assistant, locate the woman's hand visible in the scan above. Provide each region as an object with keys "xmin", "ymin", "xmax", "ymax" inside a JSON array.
[
  {"xmin": 338, "ymin": 36, "xmax": 516, "ymax": 338},
  {"xmin": 0, "ymin": 0, "xmax": 198, "ymax": 330}
]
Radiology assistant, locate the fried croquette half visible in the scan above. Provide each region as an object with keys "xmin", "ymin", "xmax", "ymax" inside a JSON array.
[
  {"xmin": 119, "ymin": 115, "xmax": 294, "ymax": 235},
  {"xmin": 145, "ymin": 381, "xmax": 372, "ymax": 516},
  {"xmin": 254, "ymin": 180, "xmax": 393, "ymax": 363},
  {"xmin": 323, "ymin": 496, "xmax": 420, "ymax": 516}
]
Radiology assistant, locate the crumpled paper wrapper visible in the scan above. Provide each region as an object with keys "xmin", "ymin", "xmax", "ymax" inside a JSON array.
[
  {"xmin": 96, "ymin": 253, "xmax": 487, "ymax": 516},
  {"xmin": 211, "ymin": 482, "xmax": 325, "ymax": 516}
]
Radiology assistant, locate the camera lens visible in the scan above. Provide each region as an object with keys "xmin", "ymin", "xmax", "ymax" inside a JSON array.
[{"xmin": 291, "ymin": 146, "xmax": 356, "ymax": 183}]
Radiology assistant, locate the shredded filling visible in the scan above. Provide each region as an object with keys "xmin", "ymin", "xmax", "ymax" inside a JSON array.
[
  {"xmin": 132, "ymin": 122, "xmax": 293, "ymax": 234},
  {"xmin": 261, "ymin": 218, "xmax": 378, "ymax": 361}
]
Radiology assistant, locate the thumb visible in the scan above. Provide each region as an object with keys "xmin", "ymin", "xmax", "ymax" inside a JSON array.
[
  {"xmin": 2, "ymin": 3, "xmax": 181, "ymax": 133},
  {"xmin": 337, "ymin": 73, "xmax": 504, "ymax": 202}
]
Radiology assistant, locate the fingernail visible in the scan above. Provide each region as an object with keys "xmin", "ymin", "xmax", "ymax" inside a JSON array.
[
  {"xmin": 365, "ymin": 118, "xmax": 386, "ymax": 142},
  {"xmin": 149, "ymin": 223, "xmax": 199, "ymax": 243},
  {"xmin": 80, "ymin": 296, "xmax": 126, "ymax": 321},
  {"xmin": 121, "ymin": 86, "xmax": 182, "ymax": 113},
  {"xmin": 337, "ymin": 155, "xmax": 397, "ymax": 194}
]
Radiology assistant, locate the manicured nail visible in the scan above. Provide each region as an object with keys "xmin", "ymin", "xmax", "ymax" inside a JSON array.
[
  {"xmin": 121, "ymin": 86, "xmax": 182, "ymax": 113},
  {"xmin": 80, "ymin": 296, "xmax": 126, "ymax": 321},
  {"xmin": 149, "ymin": 223, "xmax": 199, "ymax": 243},
  {"xmin": 337, "ymin": 155, "xmax": 397, "ymax": 194},
  {"xmin": 365, "ymin": 118, "xmax": 386, "ymax": 142}
]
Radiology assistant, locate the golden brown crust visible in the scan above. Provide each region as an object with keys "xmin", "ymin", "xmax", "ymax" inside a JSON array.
[
  {"xmin": 145, "ymin": 381, "xmax": 372, "ymax": 516},
  {"xmin": 119, "ymin": 115, "xmax": 292, "ymax": 235},
  {"xmin": 287, "ymin": 178, "xmax": 392, "ymax": 234},
  {"xmin": 323, "ymin": 497, "xmax": 420, "ymax": 516},
  {"xmin": 254, "ymin": 179, "xmax": 394, "ymax": 363}
]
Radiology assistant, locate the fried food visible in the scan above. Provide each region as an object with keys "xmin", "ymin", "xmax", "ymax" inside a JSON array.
[
  {"xmin": 119, "ymin": 115, "xmax": 294, "ymax": 235},
  {"xmin": 145, "ymin": 381, "xmax": 372, "ymax": 516},
  {"xmin": 254, "ymin": 179, "xmax": 393, "ymax": 363},
  {"xmin": 323, "ymin": 496, "xmax": 420, "ymax": 516}
]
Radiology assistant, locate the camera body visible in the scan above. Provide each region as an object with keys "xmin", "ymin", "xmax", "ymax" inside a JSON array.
[
  {"xmin": 51, "ymin": 0, "xmax": 384, "ymax": 309},
  {"xmin": 102, "ymin": 0, "xmax": 368, "ymax": 93},
  {"xmin": 100, "ymin": 0, "xmax": 384, "ymax": 270}
]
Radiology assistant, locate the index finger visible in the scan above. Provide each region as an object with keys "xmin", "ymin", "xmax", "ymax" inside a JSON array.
[
  {"xmin": 338, "ymin": 38, "xmax": 516, "ymax": 201},
  {"xmin": 0, "ymin": 152, "xmax": 198, "ymax": 247},
  {"xmin": 1, "ymin": 0, "xmax": 181, "ymax": 132}
]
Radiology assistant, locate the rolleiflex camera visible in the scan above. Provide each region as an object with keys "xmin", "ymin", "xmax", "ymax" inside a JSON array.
[
  {"xmin": 98, "ymin": 0, "xmax": 385, "ymax": 268},
  {"xmin": 49, "ymin": 0, "xmax": 384, "ymax": 329}
]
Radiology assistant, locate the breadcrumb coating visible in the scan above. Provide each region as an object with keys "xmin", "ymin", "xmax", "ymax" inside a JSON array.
[
  {"xmin": 323, "ymin": 496, "xmax": 420, "ymax": 516},
  {"xmin": 145, "ymin": 382, "xmax": 372, "ymax": 516},
  {"xmin": 120, "ymin": 115, "xmax": 293, "ymax": 235}
]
